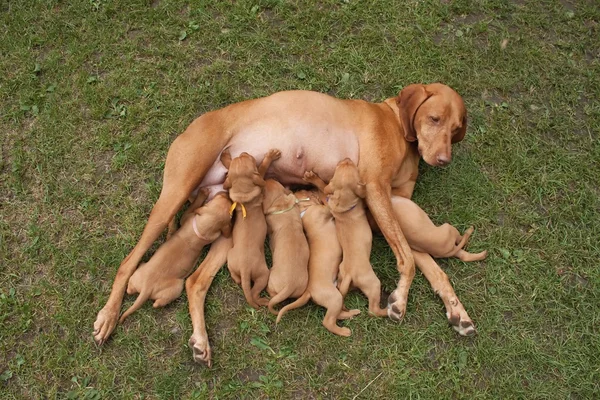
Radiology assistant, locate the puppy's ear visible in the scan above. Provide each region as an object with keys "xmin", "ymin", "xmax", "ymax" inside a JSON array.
[
  {"xmin": 223, "ymin": 176, "xmax": 232, "ymax": 190},
  {"xmin": 221, "ymin": 221, "xmax": 232, "ymax": 238},
  {"xmin": 354, "ymin": 182, "xmax": 367, "ymax": 199},
  {"xmin": 252, "ymin": 173, "xmax": 266, "ymax": 187},
  {"xmin": 220, "ymin": 150, "xmax": 232, "ymax": 169},
  {"xmin": 452, "ymin": 115, "xmax": 467, "ymax": 144},
  {"xmin": 396, "ymin": 84, "xmax": 431, "ymax": 142}
]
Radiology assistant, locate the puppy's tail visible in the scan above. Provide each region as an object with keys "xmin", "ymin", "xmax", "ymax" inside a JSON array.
[
  {"xmin": 240, "ymin": 273, "xmax": 260, "ymax": 309},
  {"xmin": 267, "ymin": 285, "xmax": 295, "ymax": 316},
  {"xmin": 119, "ymin": 290, "xmax": 150, "ymax": 323},
  {"xmin": 276, "ymin": 291, "xmax": 311, "ymax": 324},
  {"xmin": 455, "ymin": 249, "xmax": 488, "ymax": 262}
]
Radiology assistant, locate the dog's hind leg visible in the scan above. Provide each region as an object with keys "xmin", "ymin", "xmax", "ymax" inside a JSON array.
[
  {"xmin": 94, "ymin": 115, "xmax": 232, "ymax": 344},
  {"xmin": 187, "ymin": 235, "xmax": 232, "ymax": 367}
]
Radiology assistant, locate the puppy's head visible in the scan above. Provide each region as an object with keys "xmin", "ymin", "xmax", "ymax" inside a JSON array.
[
  {"xmin": 193, "ymin": 191, "xmax": 233, "ymax": 238},
  {"xmin": 396, "ymin": 83, "xmax": 467, "ymax": 167},
  {"xmin": 221, "ymin": 152, "xmax": 265, "ymax": 204},
  {"xmin": 325, "ymin": 158, "xmax": 366, "ymax": 211},
  {"xmin": 293, "ymin": 189, "xmax": 322, "ymax": 214},
  {"xmin": 262, "ymin": 179, "xmax": 296, "ymax": 215}
]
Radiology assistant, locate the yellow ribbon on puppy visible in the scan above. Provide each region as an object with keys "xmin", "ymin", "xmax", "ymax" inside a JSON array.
[{"xmin": 229, "ymin": 202, "xmax": 247, "ymax": 219}]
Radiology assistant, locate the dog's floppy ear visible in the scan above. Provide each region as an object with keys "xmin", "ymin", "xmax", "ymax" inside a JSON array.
[
  {"xmin": 354, "ymin": 182, "xmax": 367, "ymax": 199},
  {"xmin": 220, "ymin": 150, "xmax": 232, "ymax": 169},
  {"xmin": 252, "ymin": 172, "xmax": 266, "ymax": 187},
  {"xmin": 220, "ymin": 221, "xmax": 232, "ymax": 238},
  {"xmin": 397, "ymin": 84, "xmax": 431, "ymax": 142},
  {"xmin": 193, "ymin": 207, "xmax": 204, "ymax": 216},
  {"xmin": 223, "ymin": 175, "xmax": 232, "ymax": 190},
  {"xmin": 452, "ymin": 114, "xmax": 467, "ymax": 144}
]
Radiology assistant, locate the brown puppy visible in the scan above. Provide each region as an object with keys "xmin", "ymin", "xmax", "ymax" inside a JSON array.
[
  {"xmin": 223, "ymin": 149, "xmax": 280, "ymax": 309},
  {"xmin": 186, "ymin": 235, "xmax": 233, "ymax": 367},
  {"xmin": 391, "ymin": 197, "xmax": 487, "ymax": 261},
  {"xmin": 305, "ymin": 162, "xmax": 388, "ymax": 317},
  {"xmin": 119, "ymin": 190, "xmax": 232, "ymax": 322},
  {"xmin": 262, "ymin": 179, "xmax": 310, "ymax": 315},
  {"xmin": 94, "ymin": 83, "xmax": 469, "ymax": 343},
  {"xmin": 277, "ymin": 190, "xmax": 360, "ymax": 336}
]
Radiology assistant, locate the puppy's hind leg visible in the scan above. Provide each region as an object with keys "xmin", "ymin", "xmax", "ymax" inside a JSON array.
[
  {"xmin": 322, "ymin": 298, "xmax": 352, "ymax": 337},
  {"xmin": 251, "ymin": 269, "xmax": 270, "ymax": 308}
]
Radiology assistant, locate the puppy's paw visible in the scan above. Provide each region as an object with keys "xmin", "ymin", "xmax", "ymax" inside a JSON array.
[
  {"xmin": 266, "ymin": 149, "xmax": 281, "ymax": 161},
  {"xmin": 303, "ymin": 170, "xmax": 316, "ymax": 182},
  {"xmin": 189, "ymin": 334, "xmax": 212, "ymax": 367},
  {"xmin": 386, "ymin": 291, "xmax": 406, "ymax": 322},
  {"xmin": 338, "ymin": 309, "xmax": 361, "ymax": 320},
  {"xmin": 199, "ymin": 187, "xmax": 211, "ymax": 198}
]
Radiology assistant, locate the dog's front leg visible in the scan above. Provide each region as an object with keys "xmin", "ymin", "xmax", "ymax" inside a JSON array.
[
  {"xmin": 364, "ymin": 181, "xmax": 415, "ymax": 322},
  {"xmin": 258, "ymin": 149, "xmax": 281, "ymax": 177},
  {"xmin": 412, "ymin": 251, "xmax": 475, "ymax": 336}
]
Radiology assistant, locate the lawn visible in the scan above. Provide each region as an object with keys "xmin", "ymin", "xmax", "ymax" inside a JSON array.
[{"xmin": 1, "ymin": 0, "xmax": 599, "ymax": 398}]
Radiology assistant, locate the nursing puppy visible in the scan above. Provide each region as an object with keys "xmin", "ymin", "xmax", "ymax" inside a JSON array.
[
  {"xmin": 119, "ymin": 190, "xmax": 232, "ymax": 322},
  {"xmin": 223, "ymin": 149, "xmax": 280, "ymax": 309},
  {"xmin": 262, "ymin": 180, "xmax": 310, "ymax": 315},
  {"xmin": 391, "ymin": 197, "xmax": 487, "ymax": 261},
  {"xmin": 277, "ymin": 190, "xmax": 360, "ymax": 336},
  {"xmin": 305, "ymin": 161, "xmax": 388, "ymax": 317}
]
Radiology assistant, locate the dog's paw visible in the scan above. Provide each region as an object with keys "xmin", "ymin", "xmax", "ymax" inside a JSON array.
[
  {"xmin": 338, "ymin": 309, "xmax": 361, "ymax": 320},
  {"xmin": 199, "ymin": 187, "xmax": 211, "ymax": 198},
  {"xmin": 446, "ymin": 302, "xmax": 476, "ymax": 336},
  {"xmin": 266, "ymin": 148, "xmax": 281, "ymax": 161},
  {"xmin": 303, "ymin": 170, "xmax": 316, "ymax": 182},
  {"xmin": 93, "ymin": 307, "xmax": 119, "ymax": 345},
  {"xmin": 386, "ymin": 291, "xmax": 406, "ymax": 322},
  {"xmin": 189, "ymin": 334, "xmax": 212, "ymax": 367}
]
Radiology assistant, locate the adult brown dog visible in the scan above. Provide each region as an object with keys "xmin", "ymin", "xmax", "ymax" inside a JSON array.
[{"xmin": 93, "ymin": 83, "xmax": 467, "ymax": 344}]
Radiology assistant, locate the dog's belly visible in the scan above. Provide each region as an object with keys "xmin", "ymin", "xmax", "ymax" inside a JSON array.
[{"xmin": 200, "ymin": 91, "xmax": 361, "ymax": 187}]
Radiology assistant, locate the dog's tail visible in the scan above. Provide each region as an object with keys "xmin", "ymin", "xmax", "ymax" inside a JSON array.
[
  {"xmin": 240, "ymin": 272, "xmax": 260, "ymax": 309},
  {"xmin": 455, "ymin": 249, "xmax": 488, "ymax": 262},
  {"xmin": 119, "ymin": 290, "xmax": 150, "ymax": 323},
  {"xmin": 276, "ymin": 291, "xmax": 311, "ymax": 324},
  {"xmin": 267, "ymin": 285, "xmax": 296, "ymax": 316}
]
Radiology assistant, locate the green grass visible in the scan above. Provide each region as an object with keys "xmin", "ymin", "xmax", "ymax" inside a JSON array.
[{"xmin": 1, "ymin": 0, "xmax": 599, "ymax": 398}]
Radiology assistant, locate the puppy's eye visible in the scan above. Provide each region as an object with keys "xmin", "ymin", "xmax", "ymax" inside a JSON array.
[{"xmin": 429, "ymin": 116, "xmax": 440, "ymax": 123}]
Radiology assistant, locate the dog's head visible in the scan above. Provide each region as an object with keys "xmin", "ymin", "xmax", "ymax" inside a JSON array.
[
  {"xmin": 293, "ymin": 189, "xmax": 322, "ymax": 214},
  {"xmin": 193, "ymin": 191, "xmax": 233, "ymax": 238},
  {"xmin": 324, "ymin": 158, "xmax": 366, "ymax": 212},
  {"xmin": 396, "ymin": 83, "xmax": 467, "ymax": 167},
  {"xmin": 220, "ymin": 151, "xmax": 265, "ymax": 204}
]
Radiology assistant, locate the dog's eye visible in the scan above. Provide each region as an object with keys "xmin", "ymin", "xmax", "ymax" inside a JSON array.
[{"xmin": 429, "ymin": 116, "xmax": 440, "ymax": 123}]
